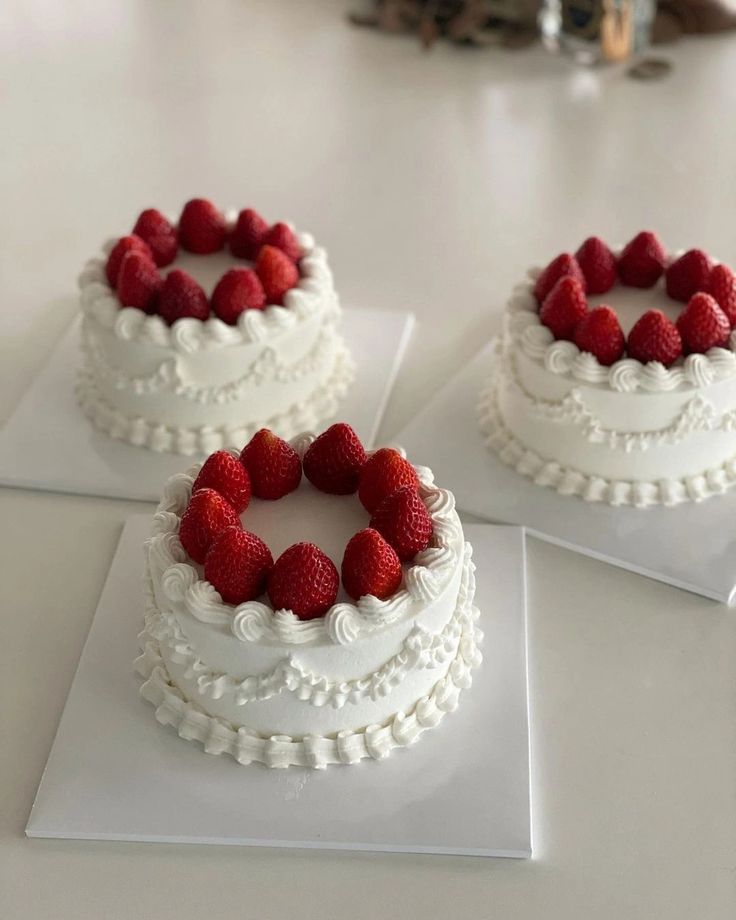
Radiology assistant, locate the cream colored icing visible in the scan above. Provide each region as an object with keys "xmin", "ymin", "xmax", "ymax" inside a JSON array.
[
  {"xmin": 137, "ymin": 440, "xmax": 480, "ymax": 767},
  {"xmin": 478, "ymin": 374, "xmax": 736, "ymax": 507},
  {"xmin": 76, "ymin": 342, "xmax": 354, "ymax": 456},
  {"xmin": 135, "ymin": 546, "xmax": 481, "ymax": 769},
  {"xmin": 77, "ymin": 222, "xmax": 352, "ymax": 455},
  {"xmin": 147, "ymin": 443, "xmax": 463, "ymax": 645}
]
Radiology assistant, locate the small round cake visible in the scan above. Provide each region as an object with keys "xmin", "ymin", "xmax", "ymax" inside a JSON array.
[
  {"xmin": 77, "ymin": 200, "xmax": 353, "ymax": 455},
  {"xmin": 136, "ymin": 423, "xmax": 483, "ymax": 769},
  {"xmin": 480, "ymin": 233, "xmax": 736, "ymax": 507}
]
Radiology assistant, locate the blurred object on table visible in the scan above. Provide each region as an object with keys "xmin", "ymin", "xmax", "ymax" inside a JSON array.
[
  {"xmin": 348, "ymin": 0, "xmax": 539, "ymax": 47},
  {"xmin": 654, "ymin": 0, "xmax": 736, "ymax": 41},
  {"xmin": 539, "ymin": 0, "xmax": 656, "ymax": 65},
  {"xmin": 349, "ymin": 0, "xmax": 736, "ymax": 47}
]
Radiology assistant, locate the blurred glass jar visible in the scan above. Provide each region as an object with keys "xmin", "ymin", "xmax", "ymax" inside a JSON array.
[{"xmin": 539, "ymin": 0, "xmax": 656, "ymax": 65}]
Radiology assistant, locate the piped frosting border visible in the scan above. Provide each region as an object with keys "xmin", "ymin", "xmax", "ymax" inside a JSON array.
[
  {"xmin": 135, "ymin": 543, "xmax": 482, "ymax": 769},
  {"xmin": 76, "ymin": 341, "xmax": 355, "ymax": 456},
  {"xmin": 146, "ymin": 435, "xmax": 465, "ymax": 645},
  {"xmin": 478, "ymin": 363, "xmax": 736, "ymax": 508},
  {"xmin": 510, "ymin": 256, "xmax": 736, "ymax": 394},
  {"xmin": 79, "ymin": 219, "xmax": 336, "ymax": 353}
]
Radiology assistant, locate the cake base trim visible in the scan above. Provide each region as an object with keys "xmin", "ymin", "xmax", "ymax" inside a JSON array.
[
  {"xmin": 134, "ymin": 545, "xmax": 483, "ymax": 769},
  {"xmin": 75, "ymin": 340, "xmax": 355, "ymax": 456},
  {"xmin": 478, "ymin": 374, "xmax": 736, "ymax": 508}
]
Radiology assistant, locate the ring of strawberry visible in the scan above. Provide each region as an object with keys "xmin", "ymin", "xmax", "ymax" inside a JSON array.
[
  {"xmin": 534, "ymin": 233, "xmax": 734, "ymax": 367},
  {"xmin": 104, "ymin": 199, "xmax": 304, "ymax": 326},
  {"xmin": 176, "ymin": 424, "xmax": 435, "ymax": 617}
]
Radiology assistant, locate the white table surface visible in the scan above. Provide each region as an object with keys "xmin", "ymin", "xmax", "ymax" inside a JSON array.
[{"xmin": 2, "ymin": 2, "xmax": 735, "ymax": 918}]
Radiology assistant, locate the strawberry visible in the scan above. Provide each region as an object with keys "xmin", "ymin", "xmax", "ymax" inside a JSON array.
[
  {"xmin": 533, "ymin": 253, "xmax": 586, "ymax": 304},
  {"xmin": 303, "ymin": 423, "xmax": 367, "ymax": 495},
  {"xmin": 179, "ymin": 487, "xmax": 241, "ymax": 565},
  {"xmin": 158, "ymin": 269, "xmax": 209, "ymax": 325},
  {"xmin": 676, "ymin": 292, "xmax": 730, "ymax": 354},
  {"xmin": 132, "ymin": 209, "xmax": 178, "ymax": 267},
  {"xmin": 573, "ymin": 306, "xmax": 625, "ymax": 366},
  {"xmin": 539, "ymin": 276, "xmax": 589, "ymax": 341},
  {"xmin": 211, "ymin": 269, "xmax": 266, "ymax": 324},
  {"xmin": 105, "ymin": 235, "xmax": 153, "ymax": 287},
  {"xmin": 708, "ymin": 263, "xmax": 736, "ymax": 327},
  {"xmin": 263, "ymin": 222, "xmax": 301, "ymax": 262},
  {"xmin": 267, "ymin": 543, "xmax": 338, "ymax": 620},
  {"xmin": 229, "ymin": 208, "xmax": 269, "ymax": 260},
  {"xmin": 369, "ymin": 486, "xmax": 432, "ymax": 563},
  {"xmin": 178, "ymin": 198, "xmax": 226, "ymax": 254},
  {"xmin": 239, "ymin": 429, "xmax": 301, "ymax": 500},
  {"xmin": 665, "ymin": 249, "xmax": 712, "ymax": 303},
  {"xmin": 575, "ymin": 237, "xmax": 617, "ymax": 295},
  {"xmin": 358, "ymin": 447, "xmax": 419, "ymax": 513},
  {"xmin": 116, "ymin": 251, "xmax": 162, "ymax": 313},
  {"xmin": 192, "ymin": 450, "xmax": 251, "ymax": 513},
  {"xmin": 341, "ymin": 528, "xmax": 402, "ymax": 601},
  {"xmin": 204, "ymin": 527, "xmax": 272, "ymax": 605},
  {"xmin": 255, "ymin": 245, "xmax": 299, "ymax": 304},
  {"xmin": 617, "ymin": 231, "xmax": 667, "ymax": 288},
  {"xmin": 627, "ymin": 310, "xmax": 682, "ymax": 366}
]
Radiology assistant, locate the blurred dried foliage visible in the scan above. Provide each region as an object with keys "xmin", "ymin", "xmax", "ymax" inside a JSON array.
[
  {"xmin": 349, "ymin": 0, "xmax": 736, "ymax": 46},
  {"xmin": 349, "ymin": 0, "xmax": 540, "ymax": 48}
]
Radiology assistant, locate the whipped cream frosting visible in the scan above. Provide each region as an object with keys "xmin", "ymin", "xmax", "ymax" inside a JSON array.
[
  {"xmin": 77, "ymin": 221, "xmax": 353, "ymax": 455},
  {"xmin": 481, "ymin": 253, "xmax": 736, "ymax": 508},
  {"xmin": 137, "ymin": 438, "xmax": 481, "ymax": 767}
]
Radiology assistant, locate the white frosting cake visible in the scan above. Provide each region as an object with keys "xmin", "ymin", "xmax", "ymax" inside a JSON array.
[
  {"xmin": 77, "ymin": 216, "xmax": 353, "ymax": 455},
  {"xmin": 135, "ymin": 436, "xmax": 483, "ymax": 769},
  {"xmin": 480, "ymin": 257, "xmax": 736, "ymax": 508}
]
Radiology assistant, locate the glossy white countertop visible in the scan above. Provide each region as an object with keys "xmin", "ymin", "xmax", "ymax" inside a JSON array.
[{"xmin": 2, "ymin": 1, "xmax": 735, "ymax": 917}]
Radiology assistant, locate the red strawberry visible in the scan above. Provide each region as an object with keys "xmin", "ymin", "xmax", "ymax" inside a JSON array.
[
  {"xmin": 105, "ymin": 235, "xmax": 153, "ymax": 287},
  {"xmin": 229, "ymin": 208, "xmax": 269, "ymax": 259},
  {"xmin": 239, "ymin": 429, "xmax": 302, "ymax": 500},
  {"xmin": 627, "ymin": 310, "xmax": 682, "ymax": 366},
  {"xmin": 617, "ymin": 231, "xmax": 667, "ymax": 288},
  {"xmin": 358, "ymin": 448, "xmax": 419, "ymax": 513},
  {"xmin": 192, "ymin": 450, "xmax": 252, "ymax": 513},
  {"xmin": 267, "ymin": 543, "xmax": 338, "ymax": 620},
  {"xmin": 178, "ymin": 198, "xmax": 226, "ymax": 254},
  {"xmin": 116, "ymin": 251, "xmax": 162, "ymax": 313},
  {"xmin": 665, "ymin": 249, "xmax": 712, "ymax": 303},
  {"xmin": 132, "ymin": 209, "xmax": 178, "ymax": 267},
  {"xmin": 341, "ymin": 528, "xmax": 402, "ymax": 601},
  {"xmin": 158, "ymin": 269, "xmax": 209, "ymax": 325},
  {"xmin": 708, "ymin": 263, "xmax": 736, "ymax": 327},
  {"xmin": 303, "ymin": 423, "xmax": 367, "ymax": 495},
  {"xmin": 370, "ymin": 486, "xmax": 433, "ymax": 563},
  {"xmin": 539, "ymin": 276, "xmax": 589, "ymax": 341},
  {"xmin": 575, "ymin": 237, "xmax": 617, "ymax": 295},
  {"xmin": 676, "ymin": 292, "xmax": 730, "ymax": 354},
  {"xmin": 256, "ymin": 245, "xmax": 299, "ymax": 304},
  {"xmin": 263, "ymin": 222, "xmax": 301, "ymax": 262},
  {"xmin": 211, "ymin": 269, "xmax": 266, "ymax": 324},
  {"xmin": 179, "ymin": 488, "xmax": 241, "ymax": 564},
  {"xmin": 204, "ymin": 527, "xmax": 273, "ymax": 605},
  {"xmin": 573, "ymin": 306, "xmax": 625, "ymax": 366},
  {"xmin": 533, "ymin": 253, "xmax": 586, "ymax": 304}
]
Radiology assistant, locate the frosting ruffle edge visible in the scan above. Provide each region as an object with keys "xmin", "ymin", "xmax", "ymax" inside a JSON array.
[{"xmin": 134, "ymin": 544, "xmax": 482, "ymax": 769}]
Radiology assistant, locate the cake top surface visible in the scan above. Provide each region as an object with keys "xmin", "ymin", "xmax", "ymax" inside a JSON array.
[
  {"xmin": 148, "ymin": 424, "xmax": 464, "ymax": 648},
  {"xmin": 79, "ymin": 201, "xmax": 334, "ymax": 354},
  {"xmin": 509, "ymin": 232, "xmax": 736, "ymax": 393}
]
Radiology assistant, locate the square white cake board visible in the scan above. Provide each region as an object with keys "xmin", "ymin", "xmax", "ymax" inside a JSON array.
[
  {"xmin": 26, "ymin": 516, "xmax": 531, "ymax": 858},
  {"xmin": 0, "ymin": 308, "xmax": 414, "ymax": 502},
  {"xmin": 391, "ymin": 343, "xmax": 736, "ymax": 606}
]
